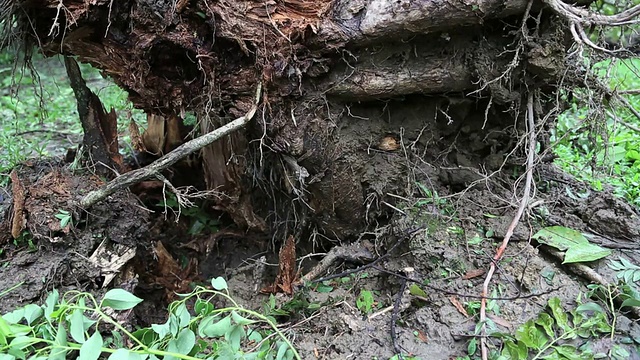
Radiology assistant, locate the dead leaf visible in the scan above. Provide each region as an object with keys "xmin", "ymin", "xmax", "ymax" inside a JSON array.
[
  {"xmin": 462, "ymin": 268, "xmax": 485, "ymax": 280},
  {"xmin": 487, "ymin": 313, "xmax": 513, "ymax": 329},
  {"xmin": 416, "ymin": 329, "xmax": 429, "ymax": 343},
  {"xmin": 261, "ymin": 235, "xmax": 298, "ymax": 294},
  {"xmin": 449, "ymin": 296, "xmax": 469, "ymax": 318}
]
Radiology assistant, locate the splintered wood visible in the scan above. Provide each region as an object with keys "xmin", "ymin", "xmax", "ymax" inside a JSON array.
[
  {"xmin": 262, "ymin": 235, "xmax": 298, "ymax": 295},
  {"xmin": 9, "ymin": 169, "xmax": 25, "ymax": 239}
]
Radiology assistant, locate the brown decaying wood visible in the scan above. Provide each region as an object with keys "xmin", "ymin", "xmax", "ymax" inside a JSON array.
[
  {"xmin": 10, "ymin": 169, "xmax": 25, "ymax": 239},
  {"xmin": 80, "ymin": 96, "xmax": 260, "ymax": 208},
  {"xmin": 64, "ymin": 56, "xmax": 123, "ymax": 174}
]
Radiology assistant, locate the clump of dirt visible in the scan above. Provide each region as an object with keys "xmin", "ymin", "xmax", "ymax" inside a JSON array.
[{"xmin": 0, "ymin": 160, "xmax": 150, "ymax": 313}]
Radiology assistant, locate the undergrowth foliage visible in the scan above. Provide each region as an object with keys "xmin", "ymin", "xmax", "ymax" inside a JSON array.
[{"xmin": 0, "ymin": 278, "xmax": 299, "ymax": 360}]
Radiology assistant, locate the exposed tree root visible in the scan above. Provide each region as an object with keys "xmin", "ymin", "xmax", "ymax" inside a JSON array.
[{"xmin": 480, "ymin": 92, "xmax": 536, "ymax": 360}]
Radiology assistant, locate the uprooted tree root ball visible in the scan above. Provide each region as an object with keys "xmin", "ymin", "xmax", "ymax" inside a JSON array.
[{"xmin": 2, "ymin": 0, "xmax": 640, "ymax": 358}]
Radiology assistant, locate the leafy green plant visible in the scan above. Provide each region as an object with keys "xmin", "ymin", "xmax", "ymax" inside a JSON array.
[
  {"xmin": 356, "ymin": 289, "xmax": 375, "ymax": 314},
  {"xmin": 0, "ymin": 277, "xmax": 300, "ymax": 360},
  {"xmin": 553, "ymin": 58, "xmax": 640, "ymax": 207},
  {"xmin": 489, "ymin": 295, "xmax": 620, "ymax": 360},
  {"xmin": 608, "ymin": 257, "xmax": 640, "ymax": 284},
  {"xmin": 54, "ymin": 209, "xmax": 73, "ymax": 229}
]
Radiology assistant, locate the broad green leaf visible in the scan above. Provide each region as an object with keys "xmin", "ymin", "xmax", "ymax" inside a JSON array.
[
  {"xmin": 276, "ymin": 342, "xmax": 288, "ymax": 360},
  {"xmin": 226, "ymin": 324, "xmax": 245, "ymax": 352},
  {"xmin": 23, "ymin": 304, "xmax": 42, "ymax": 326},
  {"xmin": 575, "ymin": 302, "xmax": 604, "ymax": 314},
  {"xmin": 173, "ymin": 303, "xmax": 191, "ymax": 328},
  {"xmin": 548, "ymin": 298, "xmax": 571, "ymax": 334},
  {"xmin": 3, "ymin": 308, "xmax": 24, "ymax": 324},
  {"xmin": 168, "ymin": 313, "xmax": 180, "ymax": 337},
  {"xmin": 9, "ymin": 335, "xmax": 35, "ymax": 350},
  {"xmin": 314, "ymin": 284, "xmax": 333, "ymax": 293},
  {"xmin": 79, "ymin": 332, "xmax": 103, "ymax": 360},
  {"xmin": 532, "ymin": 226, "xmax": 611, "ymax": 263},
  {"xmin": 248, "ymin": 330, "xmax": 263, "ymax": 342},
  {"xmin": 535, "ymin": 313, "xmax": 555, "ymax": 338},
  {"xmin": 0, "ymin": 316, "xmax": 12, "ymax": 338},
  {"xmin": 70, "ymin": 309, "xmax": 86, "ymax": 343},
  {"xmin": 502, "ymin": 340, "xmax": 527, "ymax": 360},
  {"xmin": 201, "ymin": 315, "xmax": 231, "ymax": 337},
  {"xmin": 0, "ymin": 355, "xmax": 15, "ymax": 360},
  {"xmin": 108, "ymin": 349, "xmax": 144, "ymax": 360},
  {"xmin": 409, "ymin": 284, "xmax": 428, "ymax": 298},
  {"xmin": 621, "ymin": 297, "xmax": 640, "ymax": 308},
  {"xmin": 174, "ymin": 329, "xmax": 196, "ymax": 354},
  {"xmin": 44, "ymin": 290, "xmax": 59, "ymax": 320},
  {"xmin": 102, "ymin": 289, "xmax": 143, "ymax": 310},
  {"xmin": 49, "ymin": 323, "xmax": 68, "ymax": 360},
  {"xmin": 515, "ymin": 319, "xmax": 547, "ymax": 349},
  {"xmin": 553, "ymin": 345, "xmax": 582, "ymax": 360},
  {"xmin": 231, "ymin": 311, "xmax": 255, "ymax": 326},
  {"xmin": 194, "ymin": 299, "xmax": 214, "ymax": 315},
  {"xmin": 132, "ymin": 328, "xmax": 157, "ymax": 346},
  {"xmin": 211, "ymin": 277, "xmax": 228, "ymax": 291},
  {"xmin": 467, "ymin": 338, "xmax": 477, "ymax": 356},
  {"xmin": 151, "ymin": 322, "xmax": 169, "ymax": 339}
]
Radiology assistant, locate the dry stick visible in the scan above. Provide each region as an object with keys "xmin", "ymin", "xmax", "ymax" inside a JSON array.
[
  {"xmin": 81, "ymin": 85, "xmax": 262, "ymax": 208},
  {"xmin": 479, "ymin": 92, "xmax": 536, "ymax": 360}
]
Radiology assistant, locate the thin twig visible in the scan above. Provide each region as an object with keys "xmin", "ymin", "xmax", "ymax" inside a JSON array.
[{"xmin": 480, "ymin": 92, "xmax": 536, "ymax": 360}]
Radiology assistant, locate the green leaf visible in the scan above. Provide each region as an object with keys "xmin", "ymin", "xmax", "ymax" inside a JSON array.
[
  {"xmin": 532, "ymin": 226, "xmax": 611, "ymax": 263},
  {"xmin": 515, "ymin": 319, "xmax": 547, "ymax": 349},
  {"xmin": 621, "ymin": 297, "xmax": 640, "ymax": 308},
  {"xmin": 108, "ymin": 349, "xmax": 144, "ymax": 360},
  {"xmin": 49, "ymin": 323, "xmax": 68, "ymax": 360},
  {"xmin": 467, "ymin": 338, "xmax": 477, "ymax": 356},
  {"xmin": 211, "ymin": 277, "xmax": 228, "ymax": 291},
  {"xmin": 132, "ymin": 328, "xmax": 157, "ymax": 346},
  {"xmin": 231, "ymin": 311, "xmax": 255, "ymax": 326},
  {"xmin": 276, "ymin": 342, "xmax": 288, "ymax": 360},
  {"xmin": 44, "ymin": 290, "xmax": 59, "ymax": 320},
  {"xmin": 502, "ymin": 339, "xmax": 528, "ymax": 359},
  {"xmin": 535, "ymin": 313, "xmax": 555, "ymax": 338},
  {"xmin": 225, "ymin": 324, "xmax": 245, "ymax": 352},
  {"xmin": 102, "ymin": 289, "xmax": 143, "ymax": 310},
  {"xmin": 314, "ymin": 284, "xmax": 333, "ymax": 293},
  {"xmin": 79, "ymin": 332, "xmax": 103, "ymax": 360},
  {"xmin": 194, "ymin": 299, "xmax": 214, "ymax": 315},
  {"xmin": 575, "ymin": 302, "xmax": 604, "ymax": 314},
  {"xmin": 9, "ymin": 335, "xmax": 35, "ymax": 350},
  {"xmin": 3, "ymin": 307, "xmax": 25, "ymax": 324},
  {"xmin": 356, "ymin": 290, "xmax": 375, "ymax": 314},
  {"xmin": 548, "ymin": 298, "xmax": 571, "ymax": 334},
  {"xmin": 23, "ymin": 304, "xmax": 42, "ymax": 326},
  {"xmin": 174, "ymin": 329, "xmax": 196, "ymax": 354},
  {"xmin": 201, "ymin": 315, "xmax": 231, "ymax": 337},
  {"xmin": 173, "ymin": 303, "xmax": 191, "ymax": 328},
  {"xmin": 151, "ymin": 321, "xmax": 169, "ymax": 339},
  {"xmin": 553, "ymin": 345, "xmax": 582, "ymax": 360},
  {"xmin": 70, "ymin": 309, "xmax": 86, "ymax": 343},
  {"xmin": 409, "ymin": 284, "xmax": 428, "ymax": 298}
]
